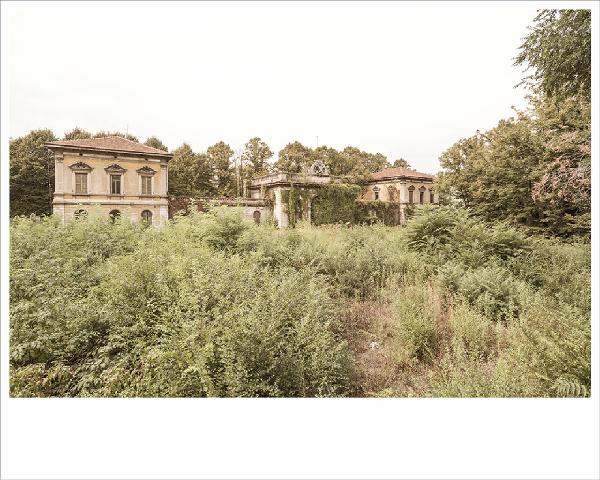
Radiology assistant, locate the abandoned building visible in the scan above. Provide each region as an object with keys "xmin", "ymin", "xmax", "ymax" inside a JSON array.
[
  {"xmin": 244, "ymin": 162, "xmax": 438, "ymax": 227},
  {"xmin": 47, "ymin": 138, "xmax": 437, "ymax": 227},
  {"xmin": 46, "ymin": 136, "xmax": 172, "ymax": 225}
]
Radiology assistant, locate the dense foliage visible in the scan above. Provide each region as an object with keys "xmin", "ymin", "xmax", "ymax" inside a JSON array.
[
  {"xmin": 276, "ymin": 142, "xmax": 389, "ymax": 180},
  {"xmin": 9, "ymin": 129, "xmax": 57, "ymax": 217},
  {"xmin": 309, "ymin": 184, "xmax": 403, "ymax": 226},
  {"xmin": 437, "ymin": 9, "xmax": 591, "ymax": 237},
  {"xmin": 10, "ymin": 206, "xmax": 590, "ymax": 397}
]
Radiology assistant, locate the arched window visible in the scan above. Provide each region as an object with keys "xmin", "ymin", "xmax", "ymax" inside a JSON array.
[
  {"xmin": 419, "ymin": 186, "xmax": 426, "ymax": 204},
  {"xmin": 253, "ymin": 210, "xmax": 261, "ymax": 224},
  {"xmin": 74, "ymin": 209, "xmax": 87, "ymax": 220},
  {"xmin": 372, "ymin": 186, "xmax": 380, "ymax": 201},
  {"xmin": 141, "ymin": 210, "xmax": 153, "ymax": 225},
  {"xmin": 109, "ymin": 210, "xmax": 121, "ymax": 223},
  {"xmin": 408, "ymin": 186, "xmax": 415, "ymax": 204},
  {"xmin": 429, "ymin": 189, "xmax": 435, "ymax": 204}
]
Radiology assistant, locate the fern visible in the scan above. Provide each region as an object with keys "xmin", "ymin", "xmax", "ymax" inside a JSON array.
[{"xmin": 553, "ymin": 377, "xmax": 589, "ymax": 397}]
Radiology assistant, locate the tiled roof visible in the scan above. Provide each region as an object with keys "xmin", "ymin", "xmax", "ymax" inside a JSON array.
[
  {"xmin": 370, "ymin": 167, "xmax": 434, "ymax": 181},
  {"xmin": 46, "ymin": 136, "xmax": 171, "ymax": 156}
]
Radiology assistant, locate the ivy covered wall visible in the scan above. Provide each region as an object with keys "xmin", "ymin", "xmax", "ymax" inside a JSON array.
[{"xmin": 310, "ymin": 184, "xmax": 406, "ymax": 226}]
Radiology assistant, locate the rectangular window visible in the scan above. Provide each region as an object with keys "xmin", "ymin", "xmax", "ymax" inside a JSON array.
[
  {"xmin": 419, "ymin": 191, "xmax": 424, "ymax": 204},
  {"xmin": 110, "ymin": 174, "xmax": 121, "ymax": 195},
  {"xmin": 430, "ymin": 191, "xmax": 435, "ymax": 203},
  {"xmin": 75, "ymin": 173, "xmax": 87, "ymax": 194},
  {"xmin": 141, "ymin": 176, "xmax": 152, "ymax": 195},
  {"xmin": 409, "ymin": 190, "xmax": 414, "ymax": 204}
]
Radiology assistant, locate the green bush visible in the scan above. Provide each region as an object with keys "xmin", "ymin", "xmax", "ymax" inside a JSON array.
[
  {"xmin": 497, "ymin": 296, "xmax": 591, "ymax": 397},
  {"xmin": 449, "ymin": 303, "xmax": 499, "ymax": 360},
  {"xmin": 10, "ymin": 206, "xmax": 590, "ymax": 397},
  {"xmin": 437, "ymin": 264, "xmax": 528, "ymax": 322},
  {"xmin": 389, "ymin": 285, "xmax": 440, "ymax": 364},
  {"xmin": 10, "ymin": 214, "xmax": 352, "ymax": 397}
]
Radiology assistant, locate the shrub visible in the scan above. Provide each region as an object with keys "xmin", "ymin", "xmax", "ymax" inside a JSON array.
[
  {"xmin": 437, "ymin": 264, "xmax": 528, "ymax": 322},
  {"xmin": 389, "ymin": 285, "xmax": 440, "ymax": 364},
  {"xmin": 497, "ymin": 296, "xmax": 591, "ymax": 397},
  {"xmin": 10, "ymin": 218, "xmax": 353, "ymax": 397},
  {"xmin": 404, "ymin": 205, "xmax": 464, "ymax": 256},
  {"xmin": 449, "ymin": 303, "xmax": 499, "ymax": 360}
]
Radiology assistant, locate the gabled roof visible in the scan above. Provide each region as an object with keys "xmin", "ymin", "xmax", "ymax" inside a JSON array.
[
  {"xmin": 370, "ymin": 167, "xmax": 434, "ymax": 181},
  {"xmin": 45, "ymin": 136, "xmax": 172, "ymax": 158}
]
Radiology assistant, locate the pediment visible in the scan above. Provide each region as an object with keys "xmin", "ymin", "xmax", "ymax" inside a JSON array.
[
  {"xmin": 104, "ymin": 163, "xmax": 127, "ymax": 173},
  {"xmin": 136, "ymin": 166, "xmax": 157, "ymax": 176},
  {"xmin": 69, "ymin": 162, "xmax": 93, "ymax": 172}
]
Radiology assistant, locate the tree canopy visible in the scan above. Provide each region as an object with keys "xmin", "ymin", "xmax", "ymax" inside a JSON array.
[
  {"xmin": 168, "ymin": 143, "xmax": 213, "ymax": 197},
  {"xmin": 241, "ymin": 137, "xmax": 273, "ymax": 177},
  {"xmin": 437, "ymin": 9, "xmax": 591, "ymax": 237},
  {"xmin": 515, "ymin": 9, "xmax": 591, "ymax": 99},
  {"xmin": 144, "ymin": 136, "xmax": 169, "ymax": 152},
  {"xmin": 207, "ymin": 141, "xmax": 235, "ymax": 197},
  {"xmin": 9, "ymin": 129, "xmax": 57, "ymax": 217}
]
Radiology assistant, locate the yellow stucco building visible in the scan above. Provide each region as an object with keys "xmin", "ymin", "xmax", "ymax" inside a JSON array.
[
  {"xmin": 46, "ymin": 136, "xmax": 172, "ymax": 225},
  {"xmin": 360, "ymin": 167, "xmax": 437, "ymax": 204}
]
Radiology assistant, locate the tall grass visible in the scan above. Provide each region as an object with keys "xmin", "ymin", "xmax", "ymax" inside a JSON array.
[{"xmin": 10, "ymin": 205, "xmax": 590, "ymax": 397}]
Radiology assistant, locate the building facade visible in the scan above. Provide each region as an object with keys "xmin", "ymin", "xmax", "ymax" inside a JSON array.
[
  {"xmin": 46, "ymin": 136, "xmax": 172, "ymax": 225},
  {"xmin": 360, "ymin": 167, "xmax": 437, "ymax": 203},
  {"xmin": 247, "ymin": 160, "xmax": 334, "ymax": 227}
]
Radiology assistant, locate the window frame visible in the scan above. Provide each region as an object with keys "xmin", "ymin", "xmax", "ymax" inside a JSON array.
[
  {"xmin": 141, "ymin": 175, "xmax": 153, "ymax": 195},
  {"xmin": 110, "ymin": 174, "xmax": 122, "ymax": 195},
  {"xmin": 75, "ymin": 172, "xmax": 88, "ymax": 194},
  {"xmin": 372, "ymin": 186, "xmax": 380, "ymax": 201},
  {"xmin": 140, "ymin": 209, "xmax": 153, "ymax": 225},
  {"xmin": 104, "ymin": 163, "xmax": 127, "ymax": 196}
]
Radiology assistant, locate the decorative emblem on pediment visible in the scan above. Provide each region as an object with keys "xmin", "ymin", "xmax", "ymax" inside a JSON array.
[
  {"xmin": 136, "ymin": 166, "xmax": 157, "ymax": 176},
  {"xmin": 69, "ymin": 162, "xmax": 93, "ymax": 171},
  {"xmin": 308, "ymin": 159, "xmax": 329, "ymax": 177},
  {"xmin": 104, "ymin": 163, "xmax": 127, "ymax": 173}
]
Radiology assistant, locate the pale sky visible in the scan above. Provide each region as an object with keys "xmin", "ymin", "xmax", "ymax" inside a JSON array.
[{"xmin": 6, "ymin": 1, "xmax": 537, "ymax": 174}]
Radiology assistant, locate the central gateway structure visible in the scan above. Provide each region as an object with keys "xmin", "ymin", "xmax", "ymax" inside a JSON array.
[
  {"xmin": 247, "ymin": 160, "xmax": 334, "ymax": 227},
  {"xmin": 246, "ymin": 161, "xmax": 438, "ymax": 227}
]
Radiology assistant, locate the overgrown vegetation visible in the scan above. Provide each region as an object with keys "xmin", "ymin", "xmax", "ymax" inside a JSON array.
[
  {"xmin": 310, "ymin": 184, "xmax": 403, "ymax": 226},
  {"xmin": 436, "ymin": 9, "xmax": 591, "ymax": 237},
  {"xmin": 10, "ymin": 206, "xmax": 590, "ymax": 397}
]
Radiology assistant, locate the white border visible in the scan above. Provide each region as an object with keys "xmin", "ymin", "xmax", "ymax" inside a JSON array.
[{"xmin": 1, "ymin": 2, "xmax": 599, "ymax": 479}]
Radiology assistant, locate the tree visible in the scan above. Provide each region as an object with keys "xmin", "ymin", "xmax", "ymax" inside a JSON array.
[
  {"xmin": 241, "ymin": 137, "xmax": 272, "ymax": 177},
  {"xmin": 314, "ymin": 146, "xmax": 347, "ymax": 176},
  {"xmin": 9, "ymin": 129, "xmax": 57, "ymax": 217},
  {"xmin": 276, "ymin": 141, "xmax": 314, "ymax": 174},
  {"xmin": 529, "ymin": 94, "xmax": 591, "ymax": 235},
  {"xmin": 438, "ymin": 9, "xmax": 591, "ymax": 237},
  {"xmin": 168, "ymin": 143, "xmax": 213, "ymax": 197},
  {"xmin": 63, "ymin": 127, "xmax": 92, "ymax": 140},
  {"xmin": 392, "ymin": 158, "xmax": 411, "ymax": 169},
  {"xmin": 437, "ymin": 134, "xmax": 487, "ymax": 208},
  {"xmin": 437, "ymin": 102, "xmax": 589, "ymax": 236},
  {"xmin": 144, "ymin": 136, "xmax": 169, "ymax": 152},
  {"xmin": 339, "ymin": 146, "xmax": 388, "ymax": 180},
  {"xmin": 93, "ymin": 131, "xmax": 139, "ymax": 142},
  {"xmin": 515, "ymin": 9, "xmax": 591, "ymax": 99},
  {"xmin": 207, "ymin": 141, "xmax": 235, "ymax": 197}
]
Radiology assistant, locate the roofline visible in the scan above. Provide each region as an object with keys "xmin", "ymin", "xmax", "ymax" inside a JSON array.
[
  {"xmin": 45, "ymin": 142, "xmax": 173, "ymax": 160},
  {"xmin": 368, "ymin": 174, "xmax": 435, "ymax": 182}
]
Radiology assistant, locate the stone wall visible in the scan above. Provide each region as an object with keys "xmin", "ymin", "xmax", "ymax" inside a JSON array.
[{"xmin": 168, "ymin": 196, "xmax": 271, "ymax": 224}]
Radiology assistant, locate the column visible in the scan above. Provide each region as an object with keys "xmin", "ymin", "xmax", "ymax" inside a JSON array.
[{"xmin": 273, "ymin": 187, "xmax": 288, "ymax": 228}]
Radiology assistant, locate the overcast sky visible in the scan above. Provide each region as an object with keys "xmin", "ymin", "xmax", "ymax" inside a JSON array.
[{"xmin": 6, "ymin": 1, "xmax": 537, "ymax": 174}]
